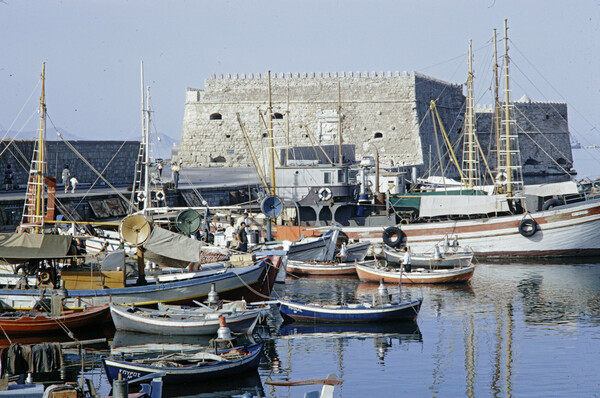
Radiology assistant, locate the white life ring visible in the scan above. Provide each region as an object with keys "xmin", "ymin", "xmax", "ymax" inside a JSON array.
[
  {"xmin": 155, "ymin": 191, "xmax": 165, "ymax": 201},
  {"xmin": 496, "ymin": 172, "xmax": 508, "ymax": 185},
  {"xmin": 136, "ymin": 192, "xmax": 146, "ymax": 202},
  {"xmin": 318, "ymin": 187, "xmax": 333, "ymax": 201}
]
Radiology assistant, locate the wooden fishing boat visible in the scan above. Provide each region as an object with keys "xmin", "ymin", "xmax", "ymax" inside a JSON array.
[
  {"xmin": 355, "ymin": 260, "xmax": 474, "ymax": 284},
  {"xmin": 102, "ymin": 342, "xmax": 264, "ymax": 384},
  {"xmin": 278, "ymin": 297, "xmax": 422, "ymax": 323},
  {"xmin": 0, "ymin": 305, "xmax": 109, "ymax": 334},
  {"xmin": 110, "ymin": 303, "xmax": 261, "ymax": 335},
  {"xmin": 382, "ymin": 247, "xmax": 474, "ymax": 268},
  {"xmin": 0, "ymin": 256, "xmax": 280, "ymax": 311},
  {"xmin": 286, "ymin": 260, "xmax": 357, "ymax": 276},
  {"xmin": 287, "ymin": 231, "xmax": 337, "ymax": 262}
]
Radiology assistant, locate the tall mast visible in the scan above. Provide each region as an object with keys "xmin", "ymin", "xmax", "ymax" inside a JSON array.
[
  {"xmin": 462, "ymin": 40, "xmax": 479, "ymax": 189},
  {"xmin": 492, "ymin": 28, "xmax": 502, "ymax": 179},
  {"xmin": 267, "ymin": 71, "xmax": 276, "ymax": 196},
  {"xmin": 144, "ymin": 86, "xmax": 151, "ymax": 210},
  {"xmin": 337, "ymin": 80, "xmax": 343, "ymax": 166}
]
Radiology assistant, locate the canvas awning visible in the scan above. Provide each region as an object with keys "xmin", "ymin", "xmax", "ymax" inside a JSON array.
[
  {"xmin": 141, "ymin": 226, "xmax": 206, "ymax": 268},
  {"xmin": 0, "ymin": 233, "xmax": 74, "ymax": 265},
  {"xmin": 419, "ymin": 195, "xmax": 510, "ymax": 217}
]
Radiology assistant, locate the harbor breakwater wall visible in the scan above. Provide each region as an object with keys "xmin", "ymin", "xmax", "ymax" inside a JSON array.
[{"xmin": 0, "ymin": 140, "xmax": 140, "ymax": 189}]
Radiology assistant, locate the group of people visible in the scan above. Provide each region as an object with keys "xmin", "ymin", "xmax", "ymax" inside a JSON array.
[
  {"xmin": 155, "ymin": 160, "xmax": 181, "ymax": 189},
  {"xmin": 61, "ymin": 165, "xmax": 78, "ymax": 193},
  {"xmin": 224, "ymin": 212, "xmax": 251, "ymax": 252}
]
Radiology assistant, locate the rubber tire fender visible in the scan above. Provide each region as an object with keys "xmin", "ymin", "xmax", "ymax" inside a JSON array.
[
  {"xmin": 382, "ymin": 226, "xmax": 405, "ymax": 248},
  {"xmin": 518, "ymin": 219, "xmax": 538, "ymax": 237},
  {"xmin": 542, "ymin": 198, "xmax": 562, "ymax": 211}
]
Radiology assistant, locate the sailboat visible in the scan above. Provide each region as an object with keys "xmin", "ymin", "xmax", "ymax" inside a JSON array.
[
  {"xmin": 0, "ymin": 64, "xmax": 282, "ymax": 310},
  {"xmin": 274, "ymin": 21, "xmax": 600, "ymax": 258}
]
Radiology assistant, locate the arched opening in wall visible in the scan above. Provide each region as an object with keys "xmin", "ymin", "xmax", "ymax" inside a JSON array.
[
  {"xmin": 374, "ymin": 132, "xmax": 383, "ymax": 139},
  {"xmin": 318, "ymin": 207, "xmax": 332, "ymax": 224},
  {"xmin": 524, "ymin": 158, "xmax": 540, "ymax": 166},
  {"xmin": 262, "ymin": 133, "xmax": 268, "ymax": 138},
  {"xmin": 211, "ymin": 155, "xmax": 226, "ymax": 163},
  {"xmin": 557, "ymin": 158, "xmax": 567, "ymax": 165},
  {"xmin": 209, "ymin": 113, "xmax": 222, "ymax": 120},
  {"xmin": 273, "ymin": 113, "xmax": 284, "ymax": 119},
  {"xmin": 225, "ymin": 134, "xmax": 231, "ymax": 139}
]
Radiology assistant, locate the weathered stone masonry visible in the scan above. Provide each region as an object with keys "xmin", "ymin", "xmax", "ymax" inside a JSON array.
[{"xmin": 179, "ymin": 71, "xmax": 573, "ymax": 181}]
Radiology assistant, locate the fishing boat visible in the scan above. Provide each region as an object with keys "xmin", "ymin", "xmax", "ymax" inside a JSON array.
[
  {"xmin": 272, "ymin": 24, "xmax": 600, "ymax": 259},
  {"xmin": 0, "ymin": 305, "xmax": 109, "ymax": 334},
  {"xmin": 355, "ymin": 260, "xmax": 474, "ymax": 284},
  {"xmin": 287, "ymin": 230, "xmax": 338, "ymax": 262},
  {"xmin": 102, "ymin": 342, "xmax": 264, "ymax": 384},
  {"xmin": 383, "ymin": 246, "xmax": 474, "ymax": 268},
  {"xmin": 286, "ymin": 260, "xmax": 357, "ymax": 276},
  {"xmin": 110, "ymin": 303, "xmax": 261, "ymax": 336},
  {"xmin": 278, "ymin": 283, "xmax": 422, "ymax": 322}
]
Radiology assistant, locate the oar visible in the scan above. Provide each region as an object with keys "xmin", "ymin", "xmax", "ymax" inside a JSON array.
[{"xmin": 265, "ymin": 379, "xmax": 343, "ymax": 387}]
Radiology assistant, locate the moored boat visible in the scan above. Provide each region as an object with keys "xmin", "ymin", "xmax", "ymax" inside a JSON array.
[
  {"xmin": 286, "ymin": 260, "xmax": 357, "ymax": 276},
  {"xmin": 102, "ymin": 342, "xmax": 264, "ymax": 384},
  {"xmin": 110, "ymin": 303, "xmax": 261, "ymax": 335},
  {"xmin": 383, "ymin": 246, "xmax": 474, "ymax": 268},
  {"xmin": 0, "ymin": 305, "xmax": 109, "ymax": 334},
  {"xmin": 355, "ymin": 260, "xmax": 474, "ymax": 284}
]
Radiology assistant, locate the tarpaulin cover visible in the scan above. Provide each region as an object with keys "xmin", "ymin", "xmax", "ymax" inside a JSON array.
[
  {"xmin": 419, "ymin": 195, "xmax": 510, "ymax": 217},
  {"xmin": 0, "ymin": 233, "xmax": 73, "ymax": 264}
]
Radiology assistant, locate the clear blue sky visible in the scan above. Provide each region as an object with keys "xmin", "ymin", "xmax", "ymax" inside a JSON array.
[{"xmin": 2, "ymin": 0, "xmax": 600, "ymax": 176}]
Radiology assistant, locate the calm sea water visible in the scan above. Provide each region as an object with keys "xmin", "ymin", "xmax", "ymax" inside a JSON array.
[{"xmin": 67, "ymin": 258, "xmax": 600, "ymax": 397}]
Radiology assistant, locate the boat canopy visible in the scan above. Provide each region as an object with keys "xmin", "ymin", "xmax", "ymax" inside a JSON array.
[
  {"xmin": 419, "ymin": 195, "xmax": 511, "ymax": 217},
  {"xmin": 142, "ymin": 226, "xmax": 205, "ymax": 268},
  {"xmin": 0, "ymin": 233, "xmax": 74, "ymax": 265},
  {"xmin": 522, "ymin": 181, "xmax": 580, "ymax": 197}
]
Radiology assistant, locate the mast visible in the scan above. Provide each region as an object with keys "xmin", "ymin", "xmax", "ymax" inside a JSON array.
[
  {"xmin": 144, "ymin": 86, "xmax": 151, "ymax": 211},
  {"xmin": 462, "ymin": 40, "xmax": 479, "ymax": 189},
  {"xmin": 337, "ymin": 80, "xmax": 343, "ymax": 166},
  {"xmin": 492, "ymin": 28, "xmax": 502, "ymax": 179},
  {"xmin": 20, "ymin": 63, "xmax": 47, "ymax": 233},
  {"xmin": 267, "ymin": 71, "xmax": 276, "ymax": 196}
]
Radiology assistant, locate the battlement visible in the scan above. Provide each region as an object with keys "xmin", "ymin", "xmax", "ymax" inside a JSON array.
[{"xmin": 206, "ymin": 70, "xmax": 416, "ymax": 81}]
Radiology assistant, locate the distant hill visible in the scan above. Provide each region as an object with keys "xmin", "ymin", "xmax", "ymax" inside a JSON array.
[{"xmin": 1, "ymin": 128, "xmax": 84, "ymax": 141}]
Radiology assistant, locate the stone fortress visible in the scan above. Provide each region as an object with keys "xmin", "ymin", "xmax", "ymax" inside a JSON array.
[{"xmin": 179, "ymin": 71, "xmax": 573, "ymax": 182}]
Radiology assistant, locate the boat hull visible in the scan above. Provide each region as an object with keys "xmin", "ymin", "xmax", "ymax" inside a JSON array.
[
  {"xmin": 355, "ymin": 261, "xmax": 474, "ymax": 284},
  {"xmin": 287, "ymin": 236, "xmax": 332, "ymax": 262},
  {"xmin": 287, "ymin": 260, "xmax": 357, "ymax": 276},
  {"xmin": 110, "ymin": 304, "xmax": 260, "ymax": 335},
  {"xmin": 0, "ymin": 305, "xmax": 109, "ymax": 334},
  {"xmin": 0, "ymin": 257, "xmax": 280, "ymax": 310},
  {"xmin": 278, "ymin": 299, "xmax": 422, "ymax": 322},
  {"xmin": 383, "ymin": 248, "xmax": 474, "ymax": 268},
  {"xmin": 278, "ymin": 198, "xmax": 600, "ymax": 258},
  {"xmin": 103, "ymin": 342, "xmax": 264, "ymax": 384}
]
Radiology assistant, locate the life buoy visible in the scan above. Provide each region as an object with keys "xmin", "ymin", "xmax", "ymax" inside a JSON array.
[
  {"xmin": 155, "ymin": 191, "xmax": 165, "ymax": 201},
  {"xmin": 352, "ymin": 187, "xmax": 360, "ymax": 202},
  {"xmin": 496, "ymin": 172, "xmax": 508, "ymax": 185},
  {"xmin": 318, "ymin": 187, "xmax": 333, "ymax": 201},
  {"xmin": 542, "ymin": 198, "xmax": 562, "ymax": 211},
  {"xmin": 382, "ymin": 226, "xmax": 405, "ymax": 248},
  {"xmin": 518, "ymin": 219, "xmax": 538, "ymax": 237},
  {"xmin": 136, "ymin": 192, "xmax": 146, "ymax": 202}
]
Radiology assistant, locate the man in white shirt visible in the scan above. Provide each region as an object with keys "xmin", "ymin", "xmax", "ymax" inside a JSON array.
[
  {"xmin": 402, "ymin": 246, "xmax": 412, "ymax": 273},
  {"xmin": 224, "ymin": 220, "xmax": 236, "ymax": 248}
]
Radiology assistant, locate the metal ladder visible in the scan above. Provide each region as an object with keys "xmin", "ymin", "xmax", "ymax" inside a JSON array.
[{"xmin": 129, "ymin": 140, "xmax": 146, "ymax": 213}]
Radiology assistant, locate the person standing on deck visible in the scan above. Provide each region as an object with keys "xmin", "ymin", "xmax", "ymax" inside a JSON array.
[
  {"xmin": 157, "ymin": 160, "xmax": 163, "ymax": 177},
  {"xmin": 224, "ymin": 220, "xmax": 236, "ymax": 248},
  {"xmin": 237, "ymin": 222, "xmax": 248, "ymax": 252},
  {"xmin": 4, "ymin": 165, "xmax": 13, "ymax": 190},
  {"xmin": 402, "ymin": 246, "xmax": 412, "ymax": 273},
  {"xmin": 62, "ymin": 165, "xmax": 71, "ymax": 193},
  {"xmin": 171, "ymin": 162, "xmax": 180, "ymax": 189}
]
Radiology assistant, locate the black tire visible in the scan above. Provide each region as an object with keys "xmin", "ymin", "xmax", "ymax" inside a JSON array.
[
  {"xmin": 518, "ymin": 219, "xmax": 538, "ymax": 237},
  {"xmin": 382, "ymin": 226, "xmax": 405, "ymax": 248},
  {"xmin": 542, "ymin": 198, "xmax": 562, "ymax": 211}
]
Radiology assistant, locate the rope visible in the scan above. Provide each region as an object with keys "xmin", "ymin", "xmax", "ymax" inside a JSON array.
[{"xmin": 231, "ymin": 261, "xmax": 276, "ymax": 300}]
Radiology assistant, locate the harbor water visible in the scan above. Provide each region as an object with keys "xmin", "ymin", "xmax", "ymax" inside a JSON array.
[{"xmin": 73, "ymin": 258, "xmax": 600, "ymax": 397}]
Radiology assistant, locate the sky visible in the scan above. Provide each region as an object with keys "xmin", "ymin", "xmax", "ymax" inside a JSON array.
[{"xmin": 2, "ymin": 0, "xmax": 600, "ymax": 176}]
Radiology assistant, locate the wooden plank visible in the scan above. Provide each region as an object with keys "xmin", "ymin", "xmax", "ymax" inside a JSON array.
[{"xmin": 61, "ymin": 269, "xmax": 125, "ymax": 289}]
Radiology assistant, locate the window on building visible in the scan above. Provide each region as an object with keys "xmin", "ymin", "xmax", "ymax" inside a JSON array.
[
  {"xmin": 210, "ymin": 113, "xmax": 222, "ymax": 120},
  {"xmin": 324, "ymin": 172, "xmax": 331, "ymax": 184},
  {"xmin": 262, "ymin": 133, "xmax": 268, "ymax": 138},
  {"xmin": 273, "ymin": 113, "xmax": 284, "ymax": 119},
  {"xmin": 338, "ymin": 169, "xmax": 346, "ymax": 183},
  {"xmin": 374, "ymin": 132, "xmax": 383, "ymax": 139}
]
